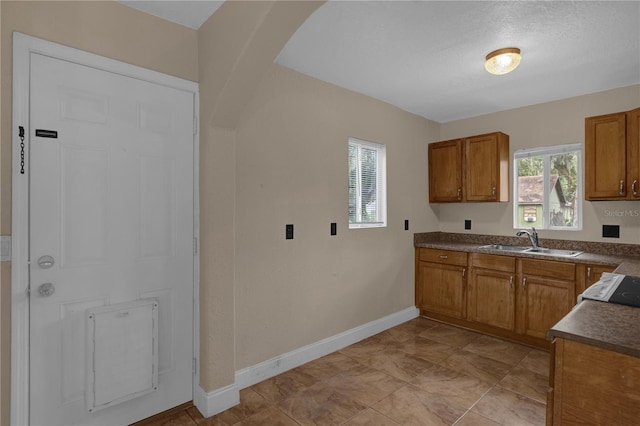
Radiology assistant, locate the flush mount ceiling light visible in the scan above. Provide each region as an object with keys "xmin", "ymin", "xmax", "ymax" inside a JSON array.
[{"xmin": 485, "ymin": 47, "xmax": 521, "ymax": 75}]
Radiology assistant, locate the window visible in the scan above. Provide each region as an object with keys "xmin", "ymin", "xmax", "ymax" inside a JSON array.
[
  {"xmin": 513, "ymin": 143, "xmax": 582, "ymax": 230},
  {"xmin": 348, "ymin": 137, "xmax": 386, "ymax": 228}
]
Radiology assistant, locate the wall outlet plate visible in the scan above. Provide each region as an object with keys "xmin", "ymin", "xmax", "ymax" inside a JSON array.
[
  {"xmin": 602, "ymin": 224, "xmax": 620, "ymax": 238},
  {"xmin": 286, "ymin": 224, "xmax": 294, "ymax": 240}
]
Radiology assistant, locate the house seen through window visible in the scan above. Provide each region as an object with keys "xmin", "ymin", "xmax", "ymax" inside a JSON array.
[
  {"xmin": 348, "ymin": 137, "xmax": 387, "ymax": 228},
  {"xmin": 513, "ymin": 143, "xmax": 582, "ymax": 230}
]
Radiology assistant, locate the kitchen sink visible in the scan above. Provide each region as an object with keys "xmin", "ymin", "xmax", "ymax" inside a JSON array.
[
  {"xmin": 478, "ymin": 244, "xmax": 583, "ymax": 257},
  {"xmin": 478, "ymin": 244, "xmax": 531, "ymax": 252}
]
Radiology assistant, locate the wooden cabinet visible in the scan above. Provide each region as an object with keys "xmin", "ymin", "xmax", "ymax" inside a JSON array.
[
  {"xmin": 415, "ymin": 247, "xmax": 619, "ymax": 348},
  {"xmin": 548, "ymin": 338, "xmax": 640, "ymax": 425},
  {"xmin": 428, "ymin": 132, "xmax": 509, "ymax": 203},
  {"xmin": 575, "ymin": 263, "xmax": 616, "ymax": 295},
  {"xmin": 468, "ymin": 253, "xmax": 516, "ymax": 331},
  {"xmin": 428, "ymin": 140, "xmax": 463, "ymax": 202},
  {"xmin": 416, "ymin": 248, "xmax": 467, "ymax": 319},
  {"xmin": 516, "ymin": 258, "xmax": 576, "ymax": 340},
  {"xmin": 585, "ymin": 107, "xmax": 640, "ymax": 200}
]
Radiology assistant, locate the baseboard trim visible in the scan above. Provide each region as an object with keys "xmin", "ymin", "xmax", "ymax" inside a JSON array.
[
  {"xmin": 194, "ymin": 383, "xmax": 239, "ymax": 418},
  {"xmin": 194, "ymin": 306, "xmax": 418, "ymax": 418},
  {"xmin": 235, "ymin": 306, "xmax": 419, "ymax": 389}
]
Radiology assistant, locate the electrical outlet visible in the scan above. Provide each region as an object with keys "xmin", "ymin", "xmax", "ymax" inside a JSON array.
[
  {"xmin": 330, "ymin": 223, "xmax": 337, "ymax": 236},
  {"xmin": 602, "ymin": 224, "xmax": 620, "ymax": 238},
  {"xmin": 286, "ymin": 224, "xmax": 294, "ymax": 240},
  {"xmin": 465, "ymin": 220, "xmax": 471, "ymax": 230}
]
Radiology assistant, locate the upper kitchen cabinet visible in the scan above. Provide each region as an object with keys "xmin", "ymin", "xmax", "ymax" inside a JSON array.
[
  {"xmin": 585, "ymin": 108, "xmax": 640, "ymax": 200},
  {"xmin": 428, "ymin": 132, "xmax": 509, "ymax": 203}
]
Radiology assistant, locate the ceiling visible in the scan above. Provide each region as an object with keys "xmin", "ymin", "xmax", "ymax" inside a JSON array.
[{"xmin": 120, "ymin": 1, "xmax": 640, "ymax": 123}]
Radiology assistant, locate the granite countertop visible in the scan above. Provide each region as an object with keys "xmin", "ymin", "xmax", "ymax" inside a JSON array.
[
  {"xmin": 414, "ymin": 231, "xmax": 640, "ymax": 271},
  {"xmin": 547, "ymin": 300, "xmax": 640, "ymax": 358},
  {"xmin": 415, "ymin": 232, "xmax": 640, "ymax": 358}
]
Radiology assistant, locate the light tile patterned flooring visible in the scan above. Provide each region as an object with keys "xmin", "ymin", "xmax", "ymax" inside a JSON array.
[{"xmin": 141, "ymin": 318, "xmax": 549, "ymax": 426}]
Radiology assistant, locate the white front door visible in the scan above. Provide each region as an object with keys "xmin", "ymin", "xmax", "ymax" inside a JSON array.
[{"xmin": 28, "ymin": 52, "xmax": 195, "ymax": 425}]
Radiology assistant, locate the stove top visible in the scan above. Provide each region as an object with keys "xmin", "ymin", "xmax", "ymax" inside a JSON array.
[
  {"xmin": 608, "ymin": 275, "xmax": 640, "ymax": 308},
  {"xmin": 580, "ymin": 273, "xmax": 640, "ymax": 308}
]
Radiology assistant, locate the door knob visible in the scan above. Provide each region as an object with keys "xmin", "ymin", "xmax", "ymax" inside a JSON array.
[
  {"xmin": 37, "ymin": 283, "xmax": 55, "ymax": 297},
  {"xmin": 37, "ymin": 255, "xmax": 55, "ymax": 269}
]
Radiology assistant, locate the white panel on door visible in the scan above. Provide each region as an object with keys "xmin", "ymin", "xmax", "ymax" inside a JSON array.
[
  {"xmin": 139, "ymin": 156, "xmax": 175, "ymax": 258},
  {"xmin": 61, "ymin": 146, "xmax": 108, "ymax": 267},
  {"xmin": 138, "ymin": 102, "xmax": 174, "ymax": 134},
  {"xmin": 60, "ymin": 87, "xmax": 109, "ymax": 125},
  {"xmin": 59, "ymin": 297, "xmax": 108, "ymax": 406}
]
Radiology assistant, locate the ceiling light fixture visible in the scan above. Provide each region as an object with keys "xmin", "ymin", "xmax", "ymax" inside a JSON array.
[{"xmin": 485, "ymin": 47, "xmax": 521, "ymax": 75}]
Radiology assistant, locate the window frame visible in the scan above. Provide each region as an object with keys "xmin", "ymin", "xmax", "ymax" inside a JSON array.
[
  {"xmin": 513, "ymin": 143, "xmax": 583, "ymax": 231},
  {"xmin": 348, "ymin": 137, "xmax": 387, "ymax": 229}
]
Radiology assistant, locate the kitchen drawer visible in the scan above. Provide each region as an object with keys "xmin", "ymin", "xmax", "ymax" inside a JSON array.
[
  {"xmin": 519, "ymin": 258, "xmax": 575, "ymax": 281},
  {"xmin": 470, "ymin": 253, "xmax": 515, "ymax": 273},
  {"xmin": 419, "ymin": 248, "xmax": 468, "ymax": 266}
]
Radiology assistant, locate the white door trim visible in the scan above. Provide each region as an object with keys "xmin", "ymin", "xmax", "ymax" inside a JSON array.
[{"xmin": 11, "ymin": 32, "xmax": 200, "ymax": 425}]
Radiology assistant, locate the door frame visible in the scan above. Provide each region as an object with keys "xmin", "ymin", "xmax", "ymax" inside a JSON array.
[{"xmin": 11, "ymin": 32, "xmax": 200, "ymax": 425}]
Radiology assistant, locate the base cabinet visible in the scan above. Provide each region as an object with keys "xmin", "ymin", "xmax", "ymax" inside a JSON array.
[
  {"xmin": 416, "ymin": 249, "xmax": 467, "ymax": 319},
  {"xmin": 416, "ymin": 248, "xmax": 589, "ymax": 348},
  {"xmin": 468, "ymin": 253, "xmax": 515, "ymax": 331},
  {"xmin": 548, "ymin": 338, "xmax": 640, "ymax": 425}
]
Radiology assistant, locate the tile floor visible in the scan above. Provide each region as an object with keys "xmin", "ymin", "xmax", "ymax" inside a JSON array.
[{"xmin": 139, "ymin": 318, "xmax": 549, "ymax": 426}]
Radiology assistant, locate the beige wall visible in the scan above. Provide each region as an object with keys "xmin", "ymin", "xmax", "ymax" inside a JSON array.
[
  {"xmin": 437, "ymin": 85, "xmax": 640, "ymax": 244},
  {"xmin": 0, "ymin": 2, "xmax": 198, "ymax": 423},
  {"xmin": 234, "ymin": 63, "xmax": 439, "ymax": 369}
]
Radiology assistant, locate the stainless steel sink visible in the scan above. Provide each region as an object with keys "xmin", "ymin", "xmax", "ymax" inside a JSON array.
[
  {"xmin": 478, "ymin": 244, "xmax": 583, "ymax": 257},
  {"xmin": 478, "ymin": 244, "xmax": 531, "ymax": 252}
]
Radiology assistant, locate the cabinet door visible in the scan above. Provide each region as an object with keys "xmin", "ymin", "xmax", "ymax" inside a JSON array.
[
  {"xmin": 429, "ymin": 139, "xmax": 463, "ymax": 202},
  {"xmin": 465, "ymin": 133, "xmax": 509, "ymax": 202},
  {"xmin": 468, "ymin": 268, "xmax": 515, "ymax": 331},
  {"xmin": 417, "ymin": 261, "xmax": 466, "ymax": 319},
  {"xmin": 627, "ymin": 108, "xmax": 640, "ymax": 199},
  {"xmin": 517, "ymin": 275, "xmax": 575, "ymax": 340},
  {"xmin": 585, "ymin": 112, "xmax": 627, "ymax": 199}
]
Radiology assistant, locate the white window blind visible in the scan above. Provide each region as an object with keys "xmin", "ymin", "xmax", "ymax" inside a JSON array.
[{"xmin": 348, "ymin": 137, "xmax": 387, "ymax": 229}]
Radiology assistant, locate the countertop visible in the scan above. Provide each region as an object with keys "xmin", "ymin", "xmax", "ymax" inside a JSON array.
[{"xmin": 415, "ymin": 232, "xmax": 640, "ymax": 358}]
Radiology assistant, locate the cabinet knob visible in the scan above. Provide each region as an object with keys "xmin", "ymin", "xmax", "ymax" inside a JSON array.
[
  {"xmin": 587, "ymin": 267, "xmax": 592, "ymax": 282},
  {"xmin": 509, "ymin": 275, "xmax": 513, "ymax": 289},
  {"xmin": 633, "ymin": 180, "xmax": 638, "ymax": 197},
  {"xmin": 439, "ymin": 255, "xmax": 448, "ymax": 259},
  {"xmin": 457, "ymin": 188, "xmax": 461, "ymax": 200},
  {"xmin": 492, "ymin": 186, "xmax": 496, "ymax": 196},
  {"xmin": 619, "ymin": 180, "xmax": 625, "ymax": 195},
  {"xmin": 522, "ymin": 277, "xmax": 527, "ymax": 290}
]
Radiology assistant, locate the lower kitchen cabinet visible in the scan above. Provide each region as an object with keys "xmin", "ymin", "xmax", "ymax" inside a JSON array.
[
  {"xmin": 548, "ymin": 338, "xmax": 640, "ymax": 425},
  {"xmin": 416, "ymin": 248, "xmax": 467, "ymax": 319},
  {"xmin": 416, "ymin": 248, "xmax": 588, "ymax": 348},
  {"xmin": 468, "ymin": 253, "xmax": 516, "ymax": 331},
  {"xmin": 517, "ymin": 258, "xmax": 576, "ymax": 340}
]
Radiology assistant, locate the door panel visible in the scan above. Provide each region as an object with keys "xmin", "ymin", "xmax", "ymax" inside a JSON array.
[{"xmin": 29, "ymin": 53, "xmax": 194, "ymax": 425}]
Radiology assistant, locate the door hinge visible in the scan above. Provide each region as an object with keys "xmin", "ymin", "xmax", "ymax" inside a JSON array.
[
  {"xmin": 193, "ymin": 237, "xmax": 198, "ymax": 255},
  {"xmin": 192, "ymin": 358, "xmax": 197, "ymax": 375},
  {"xmin": 193, "ymin": 116, "xmax": 198, "ymax": 135}
]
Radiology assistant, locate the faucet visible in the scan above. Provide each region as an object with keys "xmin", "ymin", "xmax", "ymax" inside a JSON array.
[{"xmin": 516, "ymin": 227, "xmax": 539, "ymax": 249}]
